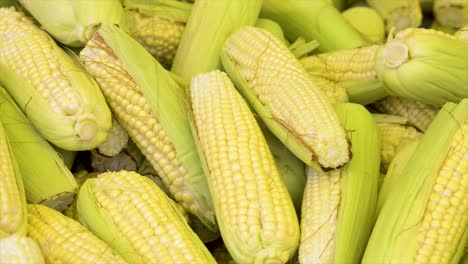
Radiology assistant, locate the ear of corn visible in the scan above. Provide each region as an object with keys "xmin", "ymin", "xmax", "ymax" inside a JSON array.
[
  {"xmin": 222, "ymin": 26, "xmax": 350, "ymax": 170},
  {"xmin": 27, "ymin": 204, "xmax": 126, "ymax": 264},
  {"xmin": 375, "ymin": 28, "xmax": 468, "ymax": 106},
  {"xmin": 120, "ymin": 0, "xmax": 192, "ymax": 68},
  {"xmin": 363, "ymin": 99, "xmax": 468, "ymax": 264},
  {"xmin": 434, "ymin": 0, "xmax": 468, "ymax": 29},
  {"xmin": 0, "ymin": 120, "xmax": 27, "ymax": 238},
  {"xmin": 80, "ymin": 23, "xmax": 216, "ymax": 230},
  {"xmin": 299, "ymin": 103, "xmax": 381, "ymax": 264},
  {"xmin": 377, "ymin": 139, "xmax": 419, "ymax": 214},
  {"xmin": 299, "ymin": 45, "xmax": 387, "ymax": 105},
  {"xmin": 370, "ymin": 96, "xmax": 439, "ymax": 131},
  {"xmin": 17, "ymin": 0, "xmax": 123, "ymax": 47},
  {"xmin": 261, "ymin": 0, "xmax": 367, "ymax": 52},
  {"xmin": 255, "ymin": 18, "xmax": 290, "ymax": 46},
  {"xmin": 0, "ymin": 8, "xmax": 112, "ymax": 151},
  {"xmin": 189, "ymin": 70, "xmax": 300, "ymax": 264},
  {"xmin": 171, "ymin": 0, "xmax": 262, "ymax": 82},
  {"xmin": 0, "ymin": 86, "xmax": 78, "ymax": 211},
  {"xmin": 77, "ymin": 170, "xmax": 217, "ymax": 264},
  {"xmin": 0, "ymin": 234, "xmax": 45, "ymax": 264},
  {"xmin": 374, "ymin": 114, "xmax": 423, "ymax": 172},
  {"xmin": 342, "ymin": 6, "xmax": 386, "ymax": 44},
  {"xmin": 366, "ymin": 0, "xmax": 422, "ymax": 32}
]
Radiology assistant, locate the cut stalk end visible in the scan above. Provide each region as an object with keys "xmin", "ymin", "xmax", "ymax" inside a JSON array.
[
  {"xmin": 383, "ymin": 40, "xmax": 409, "ymax": 68},
  {"xmin": 75, "ymin": 117, "xmax": 98, "ymax": 141}
]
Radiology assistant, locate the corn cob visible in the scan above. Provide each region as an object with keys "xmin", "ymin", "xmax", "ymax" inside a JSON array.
[
  {"xmin": 377, "ymin": 139, "xmax": 419, "ymax": 213},
  {"xmin": 0, "ymin": 234, "xmax": 44, "ymax": 264},
  {"xmin": 342, "ymin": 6, "xmax": 386, "ymax": 43},
  {"xmin": 370, "ymin": 96, "xmax": 440, "ymax": 131},
  {"xmin": 434, "ymin": 0, "xmax": 468, "ymax": 28},
  {"xmin": 0, "ymin": 8, "xmax": 112, "ymax": 151},
  {"xmin": 189, "ymin": 70, "xmax": 300, "ymax": 264},
  {"xmin": 363, "ymin": 99, "xmax": 468, "ymax": 264},
  {"xmin": 171, "ymin": 0, "xmax": 262, "ymax": 82},
  {"xmin": 63, "ymin": 171, "xmax": 100, "ymax": 220},
  {"xmin": 0, "ymin": 86, "xmax": 78, "ymax": 211},
  {"xmin": 17, "ymin": 0, "xmax": 123, "ymax": 47},
  {"xmin": 80, "ymin": 24, "xmax": 215, "ymax": 230},
  {"xmin": 0, "ymin": 120, "xmax": 27, "ymax": 238},
  {"xmin": 222, "ymin": 26, "xmax": 350, "ymax": 170},
  {"xmin": 366, "ymin": 0, "xmax": 422, "ymax": 32},
  {"xmin": 261, "ymin": 0, "xmax": 367, "ymax": 52},
  {"xmin": 96, "ymin": 117, "xmax": 129, "ymax": 157},
  {"xmin": 77, "ymin": 171, "xmax": 216, "ymax": 264},
  {"xmin": 27, "ymin": 204, "xmax": 126, "ymax": 263},
  {"xmin": 299, "ymin": 103, "xmax": 380, "ymax": 264},
  {"xmin": 374, "ymin": 114, "xmax": 423, "ymax": 172},
  {"xmin": 300, "ymin": 44, "xmax": 384, "ymax": 105},
  {"xmin": 121, "ymin": 0, "xmax": 192, "ymax": 68}
]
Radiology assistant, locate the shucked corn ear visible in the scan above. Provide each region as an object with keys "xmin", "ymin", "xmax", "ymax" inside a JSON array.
[
  {"xmin": 374, "ymin": 114, "xmax": 423, "ymax": 172},
  {"xmin": 434, "ymin": 0, "xmax": 468, "ymax": 29},
  {"xmin": 261, "ymin": 0, "xmax": 367, "ymax": 52},
  {"xmin": 370, "ymin": 96, "xmax": 439, "ymax": 132},
  {"xmin": 366, "ymin": 0, "xmax": 422, "ymax": 32},
  {"xmin": 171, "ymin": 0, "xmax": 262, "ymax": 82},
  {"xmin": 0, "ymin": 8, "xmax": 112, "ymax": 151},
  {"xmin": 363, "ymin": 99, "xmax": 468, "ymax": 264},
  {"xmin": 27, "ymin": 204, "xmax": 126, "ymax": 264},
  {"xmin": 0, "ymin": 86, "xmax": 78, "ymax": 211},
  {"xmin": 300, "ymin": 44, "xmax": 386, "ymax": 105},
  {"xmin": 18, "ymin": 0, "xmax": 123, "ymax": 47},
  {"xmin": 222, "ymin": 26, "xmax": 350, "ymax": 170},
  {"xmin": 189, "ymin": 70, "xmax": 300, "ymax": 264},
  {"xmin": 77, "ymin": 171, "xmax": 216, "ymax": 264},
  {"xmin": 0, "ymin": 119, "xmax": 27, "ymax": 238},
  {"xmin": 0, "ymin": 234, "xmax": 44, "ymax": 264},
  {"xmin": 121, "ymin": 0, "xmax": 192, "ymax": 68},
  {"xmin": 80, "ymin": 24, "xmax": 216, "ymax": 230},
  {"xmin": 299, "ymin": 103, "xmax": 381, "ymax": 264}
]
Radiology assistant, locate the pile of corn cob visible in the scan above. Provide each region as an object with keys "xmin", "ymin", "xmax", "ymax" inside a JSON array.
[{"xmin": 0, "ymin": 0, "xmax": 467, "ymax": 263}]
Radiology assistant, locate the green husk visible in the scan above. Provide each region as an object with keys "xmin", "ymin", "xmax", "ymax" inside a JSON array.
[
  {"xmin": 363, "ymin": 99, "xmax": 468, "ymax": 263},
  {"xmin": 261, "ymin": 0, "xmax": 367, "ymax": 52},
  {"xmin": 342, "ymin": 6, "xmax": 386, "ymax": 43},
  {"xmin": 80, "ymin": 24, "xmax": 216, "ymax": 231},
  {"xmin": 171, "ymin": 0, "xmax": 262, "ymax": 82},
  {"xmin": 18, "ymin": 0, "xmax": 123, "ymax": 47},
  {"xmin": 376, "ymin": 28, "xmax": 468, "ymax": 106},
  {"xmin": 255, "ymin": 18, "xmax": 290, "ymax": 46},
  {"xmin": 366, "ymin": 0, "xmax": 422, "ymax": 32},
  {"xmin": 52, "ymin": 146, "xmax": 77, "ymax": 170},
  {"xmin": 0, "ymin": 87, "xmax": 77, "ymax": 211}
]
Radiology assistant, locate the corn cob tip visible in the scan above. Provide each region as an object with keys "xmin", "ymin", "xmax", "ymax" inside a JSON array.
[{"xmin": 382, "ymin": 40, "xmax": 409, "ymax": 68}]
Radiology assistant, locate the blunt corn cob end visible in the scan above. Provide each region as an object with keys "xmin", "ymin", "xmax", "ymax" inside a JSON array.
[
  {"xmin": 222, "ymin": 26, "xmax": 350, "ymax": 170},
  {"xmin": 0, "ymin": 234, "xmax": 44, "ymax": 264},
  {"xmin": 299, "ymin": 103, "xmax": 381, "ymax": 264},
  {"xmin": 434, "ymin": 0, "xmax": 468, "ymax": 29},
  {"xmin": 18, "ymin": 0, "xmax": 123, "ymax": 47},
  {"xmin": 27, "ymin": 204, "xmax": 126, "ymax": 263},
  {"xmin": 363, "ymin": 99, "xmax": 468, "ymax": 264},
  {"xmin": 77, "ymin": 170, "xmax": 217, "ymax": 264},
  {"xmin": 189, "ymin": 70, "xmax": 300, "ymax": 264},
  {"xmin": 80, "ymin": 23, "xmax": 216, "ymax": 230},
  {"xmin": 0, "ymin": 7, "xmax": 112, "ymax": 151}
]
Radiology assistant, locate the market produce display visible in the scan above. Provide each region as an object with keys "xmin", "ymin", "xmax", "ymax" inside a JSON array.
[{"xmin": 0, "ymin": 0, "xmax": 466, "ymax": 263}]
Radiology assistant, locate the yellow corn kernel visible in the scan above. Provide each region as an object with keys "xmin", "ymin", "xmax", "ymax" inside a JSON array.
[
  {"xmin": 0, "ymin": 234, "xmax": 45, "ymax": 264},
  {"xmin": 190, "ymin": 70, "xmax": 300, "ymax": 264},
  {"xmin": 222, "ymin": 26, "xmax": 350, "ymax": 169},
  {"xmin": 27, "ymin": 204, "xmax": 126, "ymax": 264}
]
